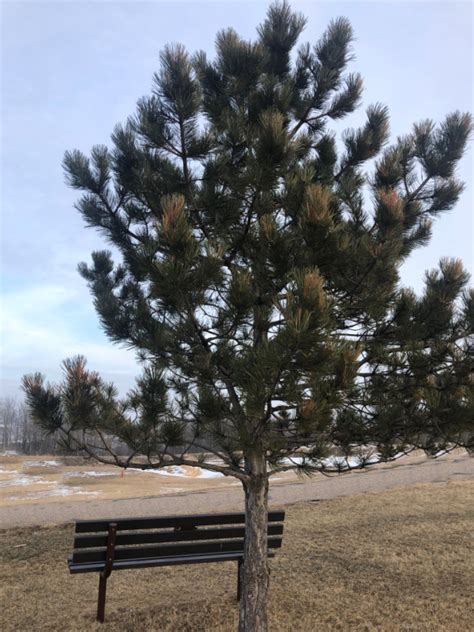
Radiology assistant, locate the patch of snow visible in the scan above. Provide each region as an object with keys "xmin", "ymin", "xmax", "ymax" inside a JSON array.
[
  {"xmin": 63, "ymin": 470, "xmax": 116, "ymax": 478},
  {"xmin": 194, "ymin": 468, "xmax": 224, "ymax": 479},
  {"xmin": 9, "ymin": 487, "xmax": 98, "ymax": 500},
  {"xmin": 364, "ymin": 454, "xmax": 381, "ymax": 465},
  {"xmin": 23, "ymin": 460, "xmax": 61, "ymax": 467},
  {"xmin": 325, "ymin": 456, "xmax": 364, "ymax": 468},
  {"xmin": 130, "ymin": 465, "xmax": 224, "ymax": 479},
  {"xmin": 393, "ymin": 452, "xmax": 408, "ymax": 459},
  {"xmin": 278, "ymin": 454, "xmax": 381, "ymax": 470},
  {"xmin": 279, "ymin": 456, "xmax": 305, "ymax": 466},
  {"xmin": 0, "ymin": 475, "xmax": 48, "ymax": 487},
  {"xmin": 133, "ymin": 466, "xmax": 187, "ymax": 477}
]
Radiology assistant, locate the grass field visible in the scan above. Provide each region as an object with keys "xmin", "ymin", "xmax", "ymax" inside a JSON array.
[
  {"xmin": 1, "ymin": 480, "xmax": 472, "ymax": 631},
  {"xmin": 0, "ymin": 455, "xmax": 245, "ymax": 507}
]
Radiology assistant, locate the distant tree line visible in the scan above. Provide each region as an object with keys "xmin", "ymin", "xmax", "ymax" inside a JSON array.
[
  {"xmin": 0, "ymin": 396, "xmax": 192, "ymax": 457},
  {"xmin": 0, "ymin": 397, "xmax": 59, "ymax": 454}
]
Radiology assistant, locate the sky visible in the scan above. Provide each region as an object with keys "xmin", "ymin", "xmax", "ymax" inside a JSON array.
[{"xmin": 1, "ymin": 0, "xmax": 472, "ymax": 399}]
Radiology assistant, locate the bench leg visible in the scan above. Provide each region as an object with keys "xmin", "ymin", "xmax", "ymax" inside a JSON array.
[
  {"xmin": 97, "ymin": 574, "xmax": 107, "ymax": 623},
  {"xmin": 237, "ymin": 559, "xmax": 242, "ymax": 601}
]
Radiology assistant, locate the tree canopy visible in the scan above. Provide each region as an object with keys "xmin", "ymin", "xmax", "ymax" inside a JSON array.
[{"xmin": 24, "ymin": 4, "xmax": 472, "ymax": 471}]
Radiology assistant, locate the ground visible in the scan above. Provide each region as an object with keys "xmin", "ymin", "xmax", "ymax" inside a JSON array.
[
  {"xmin": 1, "ymin": 480, "xmax": 472, "ymax": 631},
  {"xmin": 0, "ymin": 454, "xmax": 242, "ymax": 507},
  {"xmin": 1, "ymin": 450, "xmax": 472, "ymax": 528}
]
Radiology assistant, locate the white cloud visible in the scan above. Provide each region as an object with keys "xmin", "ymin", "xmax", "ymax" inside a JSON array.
[{"xmin": 0, "ymin": 282, "xmax": 138, "ymax": 397}]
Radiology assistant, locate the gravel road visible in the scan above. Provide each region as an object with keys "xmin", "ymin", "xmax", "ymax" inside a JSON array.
[{"xmin": 1, "ymin": 452, "xmax": 472, "ymax": 529}]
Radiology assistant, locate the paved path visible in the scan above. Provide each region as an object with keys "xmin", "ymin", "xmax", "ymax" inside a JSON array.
[{"xmin": 1, "ymin": 452, "xmax": 472, "ymax": 529}]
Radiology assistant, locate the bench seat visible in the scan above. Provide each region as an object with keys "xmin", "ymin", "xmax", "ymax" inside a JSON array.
[{"xmin": 69, "ymin": 549, "xmax": 276, "ymax": 573}]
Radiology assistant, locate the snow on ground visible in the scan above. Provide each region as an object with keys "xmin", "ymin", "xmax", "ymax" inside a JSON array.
[
  {"xmin": 63, "ymin": 470, "xmax": 117, "ymax": 478},
  {"xmin": 9, "ymin": 486, "xmax": 98, "ymax": 501},
  {"xmin": 0, "ymin": 459, "xmax": 101, "ymax": 499},
  {"xmin": 0, "ymin": 475, "xmax": 46, "ymax": 487},
  {"xmin": 196, "ymin": 468, "xmax": 225, "ymax": 479},
  {"xmin": 325, "ymin": 455, "xmax": 377, "ymax": 468},
  {"xmin": 0, "ymin": 449, "xmax": 387, "ymax": 502},
  {"xmin": 279, "ymin": 453, "xmax": 381, "ymax": 469},
  {"xmin": 24, "ymin": 460, "xmax": 62, "ymax": 467},
  {"xmin": 130, "ymin": 465, "xmax": 224, "ymax": 479},
  {"xmin": 0, "ymin": 457, "xmax": 229, "ymax": 502}
]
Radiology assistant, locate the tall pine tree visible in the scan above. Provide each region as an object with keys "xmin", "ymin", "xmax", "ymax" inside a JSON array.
[{"xmin": 23, "ymin": 3, "xmax": 472, "ymax": 630}]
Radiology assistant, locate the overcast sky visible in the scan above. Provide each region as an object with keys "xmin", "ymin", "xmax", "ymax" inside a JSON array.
[{"xmin": 1, "ymin": 0, "xmax": 472, "ymax": 399}]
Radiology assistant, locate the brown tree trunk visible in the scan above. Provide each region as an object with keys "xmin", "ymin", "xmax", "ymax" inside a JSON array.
[{"xmin": 239, "ymin": 453, "xmax": 269, "ymax": 632}]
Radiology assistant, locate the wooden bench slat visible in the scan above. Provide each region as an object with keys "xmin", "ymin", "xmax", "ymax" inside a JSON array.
[
  {"xmin": 73, "ymin": 523, "xmax": 284, "ymax": 549},
  {"xmin": 69, "ymin": 549, "xmax": 276, "ymax": 574},
  {"xmin": 73, "ymin": 536, "xmax": 282, "ymax": 564},
  {"xmin": 74, "ymin": 510, "xmax": 285, "ymax": 533}
]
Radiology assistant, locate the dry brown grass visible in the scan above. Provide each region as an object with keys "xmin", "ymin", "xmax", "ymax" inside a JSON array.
[
  {"xmin": 0, "ymin": 455, "xmax": 243, "ymax": 507},
  {"xmin": 1, "ymin": 480, "xmax": 472, "ymax": 632},
  {"xmin": 20, "ymin": 465, "xmax": 63, "ymax": 476},
  {"xmin": 62, "ymin": 476, "xmax": 108, "ymax": 487}
]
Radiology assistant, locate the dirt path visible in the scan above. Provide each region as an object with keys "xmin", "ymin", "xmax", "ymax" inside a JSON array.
[{"xmin": 1, "ymin": 452, "xmax": 472, "ymax": 529}]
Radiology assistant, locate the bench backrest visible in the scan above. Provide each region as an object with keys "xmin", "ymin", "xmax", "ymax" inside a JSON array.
[{"xmin": 71, "ymin": 511, "xmax": 285, "ymax": 565}]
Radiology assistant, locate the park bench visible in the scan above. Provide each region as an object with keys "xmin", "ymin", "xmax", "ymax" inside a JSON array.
[{"xmin": 68, "ymin": 510, "xmax": 285, "ymax": 623}]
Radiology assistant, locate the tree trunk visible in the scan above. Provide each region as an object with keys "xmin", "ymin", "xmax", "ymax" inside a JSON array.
[{"xmin": 239, "ymin": 454, "xmax": 269, "ymax": 632}]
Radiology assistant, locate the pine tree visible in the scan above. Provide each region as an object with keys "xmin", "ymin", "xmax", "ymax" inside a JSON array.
[{"xmin": 23, "ymin": 3, "xmax": 473, "ymax": 630}]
